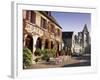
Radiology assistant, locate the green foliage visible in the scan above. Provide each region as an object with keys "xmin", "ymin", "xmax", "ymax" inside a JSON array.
[
  {"xmin": 48, "ymin": 49, "xmax": 56, "ymax": 57},
  {"xmin": 42, "ymin": 49, "xmax": 56, "ymax": 62},
  {"xmin": 41, "ymin": 54, "xmax": 50, "ymax": 62},
  {"xmin": 35, "ymin": 49, "xmax": 56, "ymax": 62},
  {"xmin": 23, "ymin": 48, "xmax": 33, "ymax": 69},
  {"xmin": 41, "ymin": 49, "xmax": 49, "ymax": 62},
  {"xmin": 61, "ymin": 49, "xmax": 65, "ymax": 55},
  {"xmin": 34, "ymin": 58, "xmax": 39, "ymax": 63},
  {"xmin": 35, "ymin": 49, "xmax": 56, "ymax": 57},
  {"xmin": 34, "ymin": 48, "xmax": 41, "ymax": 56}
]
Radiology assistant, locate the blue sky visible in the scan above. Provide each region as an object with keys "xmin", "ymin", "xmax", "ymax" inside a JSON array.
[{"xmin": 51, "ymin": 12, "xmax": 91, "ymax": 33}]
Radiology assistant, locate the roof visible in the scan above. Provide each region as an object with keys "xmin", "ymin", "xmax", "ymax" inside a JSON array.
[
  {"xmin": 62, "ymin": 32, "xmax": 73, "ymax": 38},
  {"xmin": 39, "ymin": 11, "xmax": 62, "ymax": 29}
]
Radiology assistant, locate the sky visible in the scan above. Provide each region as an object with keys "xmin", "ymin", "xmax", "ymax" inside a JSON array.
[{"xmin": 51, "ymin": 12, "xmax": 91, "ymax": 33}]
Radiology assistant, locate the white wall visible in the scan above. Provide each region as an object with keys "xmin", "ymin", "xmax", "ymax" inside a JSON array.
[{"xmin": 0, "ymin": 0, "xmax": 100, "ymax": 80}]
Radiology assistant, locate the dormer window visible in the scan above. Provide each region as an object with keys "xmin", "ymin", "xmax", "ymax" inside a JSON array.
[{"xmin": 45, "ymin": 11, "xmax": 51, "ymax": 16}]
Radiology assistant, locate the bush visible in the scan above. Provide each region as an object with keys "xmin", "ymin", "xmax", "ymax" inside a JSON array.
[
  {"xmin": 61, "ymin": 49, "xmax": 65, "ymax": 55},
  {"xmin": 34, "ymin": 48, "xmax": 41, "ymax": 56},
  {"xmin": 34, "ymin": 49, "xmax": 56, "ymax": 62},
  {"xmin": 48, "ymin": 49, "xmax": 56, "ymax": 57},
  {"xmin": 41, "ymin": 54, "xmax": 50, "ymax": 62},
  {"xmin": 23, "ymin": 48, "xmax": 33, "ymax": 69},
  {"xmin": 34, "ymin": 58, "xmax": 39, "ymax": 64},
  {"xmin": 41, "ymin": 49, "xmax": 56, "ymax": 62},
  {"xmin": 41, "ymin": 49, "xmax": 49, "ymax": 62}
]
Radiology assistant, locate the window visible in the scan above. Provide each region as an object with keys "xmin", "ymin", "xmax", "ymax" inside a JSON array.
[
  {"xmin": 41, "ymin": 17, "xmax": 47, "ymax": 29},
  {"xmin": 51, "ymin": 24, "xmax": 55, "ymax": 33},
  {"xmin": 30, "ymin": 11, "xmax": 36, "ymax": 24},
  {"xmin": 45, "ymin": 11, "xmax": 51, "ymax": 16},
  {"xmin": 26, "ymin": 10, "xmax": 36, "ymax": 24},
  {"xmin": 26, "ymin": 10, "xmax": 30, "ymax": 20}
]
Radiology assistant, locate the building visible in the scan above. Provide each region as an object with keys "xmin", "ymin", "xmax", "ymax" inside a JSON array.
[
  {"xmin": 73, "ymin": 34, "xmax": 83, "ymax": 54},
  {"xmin": 23, "ymin": 10, "xmax": 62, "ymax": 59},
  {"xmin": 62, "ymin": 32, "xmax": 74, "ymax": 55},
  {"xmin": 73, "ymin": 24, "xmax": 91, "ymax": 54}
]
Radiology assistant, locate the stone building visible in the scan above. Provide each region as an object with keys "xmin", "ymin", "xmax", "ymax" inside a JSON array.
[
  {"xmin": 23, "ymin": 10, "xmax": 62, "ymax": 59},
  {"xmin": 73, "ymin": 24, "xmax": 91, "ymax": 54}
]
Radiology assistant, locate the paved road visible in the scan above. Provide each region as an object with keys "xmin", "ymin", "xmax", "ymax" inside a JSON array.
[{"xmin": 62, "ymin": 53, "xmax": 91, "ymax": 67}]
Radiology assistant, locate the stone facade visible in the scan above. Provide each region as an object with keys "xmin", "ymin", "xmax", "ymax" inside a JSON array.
[
  {"xmin": 23, "ymin": 10, "xmax": 62, "ymax": 59},
  {"xmin": 72, "ymin": 24, "xmax": 91, "ymax": 54}
]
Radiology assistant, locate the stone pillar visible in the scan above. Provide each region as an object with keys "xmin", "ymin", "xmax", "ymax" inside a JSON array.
[
  {"xmin": 48, "ymin": 41, "xmax": 51, "ymax": 49},
  {"xmin": 59, "ymin": 42, "xmax": 61, "ymax": 51},
  {"xmin": 32, "ymin": 35, "xmax": 38, "ymax": 60},
  {"xmin": 54, "ymin": 40, "xmax": 57, "ymax": 51},
  {"xmin": 41, "ymin": 39, "xmax": 45, "ymax": 50},
  {"xmin": 23, "ymin": 34, "xmax": 27, "ymax": 48}
]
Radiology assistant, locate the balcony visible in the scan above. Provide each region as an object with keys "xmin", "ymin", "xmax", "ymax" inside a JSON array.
[
  {"xmin": 24, "ymin": 20, "xmax": 57, "ymax": 40},
  {"xmin": 25, "ymin": 21, "xmax": 44, "ymax": 36}
]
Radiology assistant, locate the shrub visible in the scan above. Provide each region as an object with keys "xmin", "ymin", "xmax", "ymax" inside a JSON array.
[
  {"xmin": 34, "ymin": 49, "xmax": 56, "ymax": 62},
  {"xmin": 34, "ymin": 48, "xmax": 41, "ymax": 56},
  {"xmin": 34, "ymin": 58, "xmax": 39, "ymax": 64},
  {"xmin": 41, "ymin": 54, "xmax": 50, "ymax": 62},
  {"xmin": 49, "ymin": 49, "xmax": 56, "ymax": 57},
  {"xmin": 61, "ymin": 49, "xmax": 65, "ymax": 55},
  {"xmin": 23, "ymin": 48, "xmax": 33, "ymax": 69},
  {"xmin": 41, "ymin": 49, "xmax": 56, "ymax": 62},
  {"xmin": 41, "ymin": 49, "xmax": 49, "ymax": 61}
]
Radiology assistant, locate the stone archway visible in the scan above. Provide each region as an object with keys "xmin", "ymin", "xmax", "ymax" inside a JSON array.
[
  {"xmin": 51, "ymin": 41, "xmax": 54, "ymax": 49},
  {"xmin": 36, "ymin": 37, "xmax": 42, "ymax": 49},
  {"xmin": 45, "ymin": 39, "xmax": 50, "ymax": 49},
  {"xmin": 25, "ymin": 35, "xmax": 33, "ymax": 53},
  {"xmin": 56, "ymin": 42, "xmax": 59, "ymax": 51}
]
